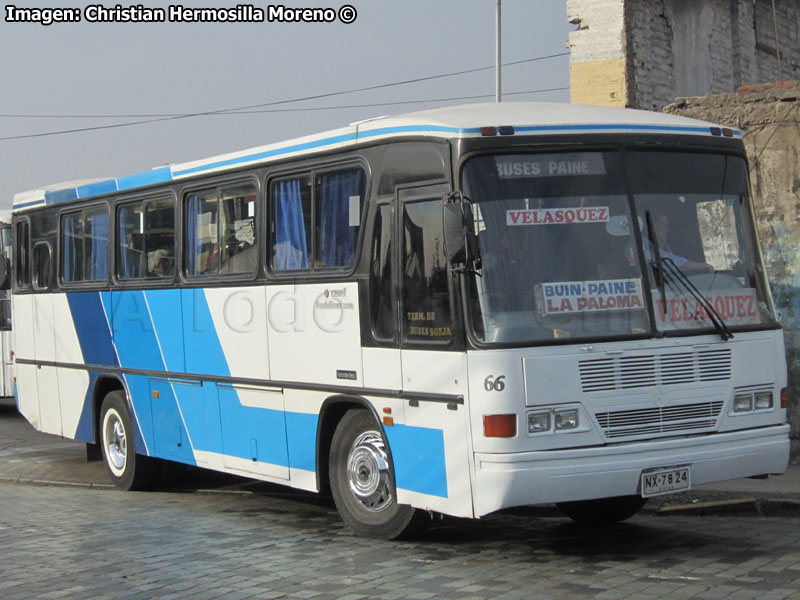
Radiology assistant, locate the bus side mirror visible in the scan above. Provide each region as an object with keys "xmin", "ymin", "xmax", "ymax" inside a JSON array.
[
  {"xmin": 0, "ymin": 256, "xmax": 10, "ymax": 291},
  {"xmin": 444, "ymin": 198, "xmax": 480, "ymax": 270},
  {"xmin": 443, "ymin": 203, "xmax": 467, "ymax": 265}
]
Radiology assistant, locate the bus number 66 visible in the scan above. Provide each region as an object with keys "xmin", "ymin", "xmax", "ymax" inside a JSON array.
[{"xmin": 484, "ymin": 375, "xmax": 506, "ymax": 392}]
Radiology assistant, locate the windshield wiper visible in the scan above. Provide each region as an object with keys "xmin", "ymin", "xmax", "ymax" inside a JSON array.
[
  {"xmin": 644, "ymin": 211, "xmax": 667, "ymax": 309},
  {"xmin": 660, "ymin": 257, "xmax": 734, "ymax": 341}
]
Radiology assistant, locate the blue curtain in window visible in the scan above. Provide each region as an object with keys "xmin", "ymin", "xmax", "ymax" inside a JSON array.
[
  {"xmin": 275, "ymin": 179, "xmax": 308, "ymax": 270},
  {"xmin": 119, "ymin": 210, "xmax": 136, "ymax": 279},
  {"xmin": 319, "ymin": 170, "xmax": 362, "ymax": 267},
  {"xmin": 186, "ymin": 195, "xmax": 199, "ymax": 274},
  {"xmin": 90, "ymin": 212, "xmax": 108, "ymax": 280},
  {"xmin": 63, "ymin": 216, "xmax": 77, "ymax": 282}
]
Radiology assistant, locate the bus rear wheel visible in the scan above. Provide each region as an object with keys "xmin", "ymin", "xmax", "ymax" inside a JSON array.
[
  {"xmin": 329, "ymin": 409, "xmax": 427, "ymax": 539},
  {"xmin": 556, "ymin": 495, "xmax": 648, "ymax": 524},
  {"xmin": 99, "ymin": 391, "xmax": 158, "ymax": 491}
]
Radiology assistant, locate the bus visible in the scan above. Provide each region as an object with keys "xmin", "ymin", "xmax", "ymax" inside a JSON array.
[
  {"xmin": 11, "ymin": 103, "xmax": 790, "ymax": 538},
  {"xmin": 0, "ymin": 220, "xmax": 13, "ymax": 399}
]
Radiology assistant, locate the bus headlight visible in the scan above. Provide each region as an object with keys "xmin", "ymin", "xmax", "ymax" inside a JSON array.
[
  {"xmin": 554, "ymin": 409, "xmax": 579, "ymax": 430},
  {"xmin": 755, "ymin": 392, "xmax": 773, "ymax": 410},
  {"xmin": 528, "ymin": 411, "xmax": 551, "ymax": 433},
  {"xmin": 734, "ymin": 394, "xmax": 753, "ymax": 413}
]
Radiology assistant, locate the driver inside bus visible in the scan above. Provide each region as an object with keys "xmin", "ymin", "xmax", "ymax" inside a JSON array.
[{"xmin": 645, "ymin": 213, "xmax": 713, "ymax": 273}]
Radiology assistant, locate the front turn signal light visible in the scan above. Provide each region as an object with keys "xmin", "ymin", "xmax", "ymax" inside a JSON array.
[{"xmin": 781, "ymin": 388, "xmax": 788, "ymax": 409}]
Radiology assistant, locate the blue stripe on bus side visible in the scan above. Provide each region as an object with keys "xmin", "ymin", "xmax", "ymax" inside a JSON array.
[
  {"xmin": 73, "ymin": 371, "xmax": 101, "ymax": 444},
  {"xmin": 144, "ymin": 289, "xmax": 185, "ymax": 373},
  {"xmin": 66, "ymin": 289, "xmax": 449, "ymax": 495},
  {"xmin": 385, "ymin": 424, "xmax": 448, "ymax": 498},
  {"xmin": 45, "ymin": 188, "xmax": 79, "ymax": 204},
  {"xmin": 66, "ymin": 293, "xmax": 150, "ymax": 453},
  {"xmin": 285, "ymin": 411, "xmax": 318, "ymax": 472},
  {"xmin": 111, "ymin": 290, "xmax": 195, "ymax": 463},
  {"xmin": 66, "ymin": 292, "xmax": 119, "ymax": 367},
  {"xmin": 77, "ymin": 179, "xmax": 117, "ymax": 198},
  {"xmin": 116, "ymin": 166, "xmax": 173, "ymax": 191},
  {"xmin": 172, "ymin": 132, "xmax": 358, "ymax": 177}
]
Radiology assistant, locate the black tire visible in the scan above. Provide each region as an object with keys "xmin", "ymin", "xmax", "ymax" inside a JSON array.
[
  {"xmin": 99, "ymin": 391, "xmax": 158, "ymax": 491},
  {"xmin": 329, "ymin": 409, "xmax": 428, "ymax": 539},
  {"xmin": 556, "ymin": 495, "xmax": 648, "ymax": 524}
]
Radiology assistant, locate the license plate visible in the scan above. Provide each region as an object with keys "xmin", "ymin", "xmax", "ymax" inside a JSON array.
[{"xmin": 641, "ymin": 465, "xmax": 691, "ymax": 497}]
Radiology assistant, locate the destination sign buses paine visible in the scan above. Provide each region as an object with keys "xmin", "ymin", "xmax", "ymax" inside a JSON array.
[{"xmin": 10, "ymin": 103, "xmax": 789, "ymax": 538}]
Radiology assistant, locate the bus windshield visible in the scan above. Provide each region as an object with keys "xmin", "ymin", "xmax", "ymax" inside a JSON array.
[{"xmin": 461, "ymin": 150, "xmax": 776, "ymax": 344}]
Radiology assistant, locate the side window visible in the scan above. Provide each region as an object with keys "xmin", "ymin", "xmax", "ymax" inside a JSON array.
[
  {"xmin": 220, "ymin": 185, "xmax": 258, "ymax": 274},
  {"xmin": 186, "ymin": 184, "xmax": 257, "ymax": 277},
  {"xmin": 315, "ymin": 169, "xmax": 365, "ymax": 267},
  {"xmin": 270, "ymin": 167, "xmax": 365, "ymax": 272},
  {"xmin": 402, "ymin": 200, "xmax": 452, "ymax": 343},
  {"xmin": 32, "ymin": 242, "xmax": 51, "ymax": 290},
  {"xmin": 369, "ymin": 203, "xmax": 395, "ymax": 340},
  {"xmin": 62, "ymin": 212, "xmax": 83, "ymax": 282},
  {"xmin": 61, "ymin": 207, "xmax": 109, "ymax": 283},
  {"xmin": 15, "ymin": 221, "xmax": 30, "ymax": 288},
  {"xmin": 118, "ymin": 198, "xmax": 175, "ymax": 280}
]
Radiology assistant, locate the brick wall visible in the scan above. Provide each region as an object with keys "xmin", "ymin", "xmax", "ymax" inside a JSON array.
[
  {"xmin": 665, "ymin": 82, "xmax": 800, "ymax": 449},
  {"xmin": 569, "ymin": 0, "xmax": 800, "ymax": 109}
]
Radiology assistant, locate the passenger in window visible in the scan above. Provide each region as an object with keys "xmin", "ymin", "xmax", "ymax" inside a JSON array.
[{"xmin": 148, "ymin": 249, "xmax": 174, "ymax": 277}]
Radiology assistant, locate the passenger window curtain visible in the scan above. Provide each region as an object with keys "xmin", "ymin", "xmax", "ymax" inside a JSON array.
[
  {"xmin": 319, "ymin": 170, "xmax": 362, "ymax": 267},
  {"xmin": 118, "ymin": 207, "xmax": 138, "ymax": 279},
  {"xmin": 187, "ymin": 195, "xmax": 198, "ymax": 274},
  {"xmin": 186, "ymin": 195, "xmax": 204, "ymax": 275},
  {"xmin": 89, "ymin": 211, "xmax": 108, "ymax": 281},
  {"xmin": 274, "ymin": 179, "xmax": 308, "ymax": 270}
]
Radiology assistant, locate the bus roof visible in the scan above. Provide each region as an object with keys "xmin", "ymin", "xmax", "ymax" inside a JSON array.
[{"xmin": 12, "ymin": 102, "xmax": 738, "ymax": 212}]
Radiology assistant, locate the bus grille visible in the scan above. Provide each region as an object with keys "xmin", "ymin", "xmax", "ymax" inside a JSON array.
[
  {"xmin": 595, "ymin": 401, "xmax": 724, "ymax": 439},
  {"xmin": 578, "ymin": 349, "xmax": 732, "ymax": 392}
]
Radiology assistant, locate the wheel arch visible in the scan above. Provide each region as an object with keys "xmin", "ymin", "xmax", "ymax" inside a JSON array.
[
  {"xmin": 315, "ymin": 394, "xmax": 393, "ymax": 494},
  {"xmin": 91, "ymin": 375, "xmax": 128, "ymax": 445}
]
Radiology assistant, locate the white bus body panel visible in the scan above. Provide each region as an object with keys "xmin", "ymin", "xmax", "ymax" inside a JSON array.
[
  {"xmin": 266, "ymin": 282, "xmax": 363, "ymax": 387},
  {"xmin": 466, "ymin": 330, "xmax": 790, "ymax": 515},
  {"xmin": 32, "ymin": 294, "xmax": 61, "ymax": 435},
  {"xmin": 53, "ymin": 294, "xmax": 90, "ymax": 438},
  {"xmin": 473, "ymin": 425, "xmax": 789, "ymax": 516}
]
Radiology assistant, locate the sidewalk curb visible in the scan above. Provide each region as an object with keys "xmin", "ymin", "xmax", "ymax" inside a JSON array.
[
  {"xmin": 652, "ymin": 497, "xmax": 800, "ymax": 517},
  {"xmin": 0, "ymin": 476, "xmax": 115, "ymax": 490}
]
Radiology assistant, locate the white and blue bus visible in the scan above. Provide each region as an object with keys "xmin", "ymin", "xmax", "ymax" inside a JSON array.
[{"xmin": 12, "ymin": 103, "xmax": 790, "ymax": 538}]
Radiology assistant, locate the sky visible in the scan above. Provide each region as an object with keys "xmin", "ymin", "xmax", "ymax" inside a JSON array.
[{"xmin": 0, "ymin": 1, "xmax": 573, "ymax": 212}]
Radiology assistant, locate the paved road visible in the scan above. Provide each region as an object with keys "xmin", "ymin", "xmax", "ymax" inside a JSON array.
[
  {"xmin": 2, "ymin": 481, "xmax": 799, "ymax": 600},
  {"xmin": 3, "ymin": 397, "xmax": 800, "ymax": 599}
]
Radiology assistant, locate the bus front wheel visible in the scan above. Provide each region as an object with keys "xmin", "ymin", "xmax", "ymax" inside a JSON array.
[
  {"xmin": 556, "ymin": 495, "xmax": 648, "ymax": 524},
  {"xmin": 329, "ymin": 409, "xmax": 427, "ymax": 539},
  {"xmin": 99, "ymin": 391, "xmax": 158, "ymax": 491}
]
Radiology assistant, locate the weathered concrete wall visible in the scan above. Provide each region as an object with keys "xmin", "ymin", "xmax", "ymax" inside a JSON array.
[
  {"xmin": 665, "ymin": 82, "xmax": 800, "ymax": 447},
  {"xmin": 569, "ymin": 0, "xmax": 800, "ymax": 109},
  {"xmin": 566, "ymin": 0, "xmax": 629, "ymax": 107}
]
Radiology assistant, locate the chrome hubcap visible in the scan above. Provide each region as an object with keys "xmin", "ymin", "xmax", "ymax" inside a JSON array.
[
  {"xmin": 105, "ymin": 412, "xmax": 127, "ymax": 471},
  {"xmin": 347, "ymin": 431, "xmax": 392, "ymax": 512}
]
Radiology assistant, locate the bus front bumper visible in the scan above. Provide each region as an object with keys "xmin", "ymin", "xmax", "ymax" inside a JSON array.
[{"xmin": 472, "ymin": 424, "xmax": 790, "ymax": 517}]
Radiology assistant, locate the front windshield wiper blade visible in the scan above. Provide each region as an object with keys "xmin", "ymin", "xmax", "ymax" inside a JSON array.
[
  {"xmin": 660, "ymin": 257, "xmax": 734, "ymax": 341},
  {"xmin": 644, "ymin": 211, "xmax": 667, "ymax": 311}
]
